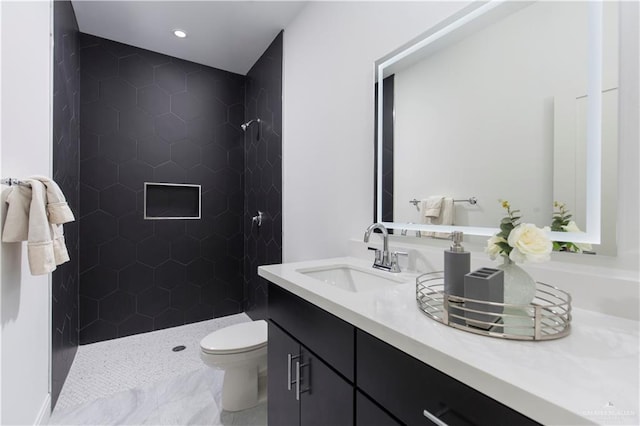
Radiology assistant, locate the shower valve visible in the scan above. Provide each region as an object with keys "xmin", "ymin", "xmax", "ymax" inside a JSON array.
[{"xmin": 252, "ymin": 211, "xmax": 264, "ymax": 227}]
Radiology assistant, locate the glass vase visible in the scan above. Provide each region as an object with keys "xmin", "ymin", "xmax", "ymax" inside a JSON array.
[
  {"xmin": 497, "ymin": 257, "xmax": 536, "ymax": 336},
  {"xmin": 497, "ymin": 257, "xmax": 536, "ymax": 305}
]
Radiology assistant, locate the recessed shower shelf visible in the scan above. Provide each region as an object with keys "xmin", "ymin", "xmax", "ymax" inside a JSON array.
[
  {"xmin": 144, "ymin": 182, "xmax": 201, "ymax": 220},
  {"xmin": 416, "ymin": 272, "xmax": 572, "ymax": 341}
]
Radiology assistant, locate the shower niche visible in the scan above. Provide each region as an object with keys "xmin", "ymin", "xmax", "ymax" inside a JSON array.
[{"xmin": 144, "ymin": 182, "xmax": 201, "ymax": 220}]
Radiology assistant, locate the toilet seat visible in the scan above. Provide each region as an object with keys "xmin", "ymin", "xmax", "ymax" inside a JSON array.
[{"xmin": 200, "ymin": 320, "xmax": 267, "ymax": 355}]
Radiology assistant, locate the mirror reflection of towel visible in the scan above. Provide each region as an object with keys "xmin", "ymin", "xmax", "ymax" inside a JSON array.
[
  {"xmin": 420, "ymin": 197, "xmax": 454, "ymax": 238},
  {"xmin": 421, "ymin": 196, "xmax": 443, "ymax": 218}
]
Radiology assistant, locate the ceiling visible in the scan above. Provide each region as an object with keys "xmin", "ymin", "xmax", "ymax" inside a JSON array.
[{"xmin": 71, "ymin": 1, "xmax": 308, "ymax": 75}]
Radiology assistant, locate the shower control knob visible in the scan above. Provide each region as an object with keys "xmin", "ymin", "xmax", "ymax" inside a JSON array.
[{"xmin": 252, "ymin": 211, "xmax": 264, "ymax": 227}]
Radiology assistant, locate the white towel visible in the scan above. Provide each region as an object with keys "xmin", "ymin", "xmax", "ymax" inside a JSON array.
[
  {"xmin": 2, "ymin": 185, "xmax": 31, "ymax": 242},
  {"xmin": 421, "ymin": 197, "xmax": 454, "ymax": 239},
  {"xmin": 25, "ymin": 179, "xmax": 59, "ymax": 275},
  {"xmin": 1, "ymin": 178, "xmax": 73, "ymax": 275},
  {"xmin": 30, "ymin": 175, "xmax": 75, "ymax": 224},
  {"xmin": 421, "ymin": 196, "xmax": 443, "ymax": 218},
  {"xmin": 51, "ymin": 223, "xmax": 70, "ymax": 265}
]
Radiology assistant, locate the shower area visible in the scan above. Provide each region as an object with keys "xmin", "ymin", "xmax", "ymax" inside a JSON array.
[{"xmin": 52, "ymin": 0, "xmax": 282, "ymax": 410}]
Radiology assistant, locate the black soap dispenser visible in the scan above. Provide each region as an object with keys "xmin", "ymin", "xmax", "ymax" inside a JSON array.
[{"xmin": 444, "ymin": 231, "xmax": 470, "ymax": 297}]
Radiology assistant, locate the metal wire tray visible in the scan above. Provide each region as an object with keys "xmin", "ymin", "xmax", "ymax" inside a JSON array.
[{"xmin": 416, "ymin": 272, "xmax": 572, "ymax": 341}]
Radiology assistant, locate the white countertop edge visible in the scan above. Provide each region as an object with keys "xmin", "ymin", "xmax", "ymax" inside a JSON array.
[{"xmin": 258, "ymin": 257, "xmax": 639, "ymax": 426}]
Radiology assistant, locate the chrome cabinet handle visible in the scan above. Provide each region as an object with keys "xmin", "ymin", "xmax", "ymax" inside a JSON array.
[
  {"xmin": 295, "ymin": 360, "xmax": 300, "ymax": 400},
  {"xmin": 295, "ymin": 360, "xmax": 310, "ymax": 401},
  {"xmin": 423, "ymin": 409, "xmax": 448, "ymax": 426},
  {"xmin": 287, "ymin": 353, "xmax": 300, "ymax": 391}
]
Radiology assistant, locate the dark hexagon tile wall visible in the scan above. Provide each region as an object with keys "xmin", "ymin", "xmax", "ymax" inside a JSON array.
[
  {"xmin": 52, "ymin": 0, "xmax": 80, "ymax": 409},
  {"xmin": 244, "ymin": 32, "xmax": 283, "ymax": 320},
  {"xmin": 79, "ymin": 34, "xmax": 246, "ymax": 344}
]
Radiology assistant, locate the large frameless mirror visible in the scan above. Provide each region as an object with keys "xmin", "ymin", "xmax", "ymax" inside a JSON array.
[{"xmin": 375, "ymin": 0, "xmax": 618, "ymax": 255}]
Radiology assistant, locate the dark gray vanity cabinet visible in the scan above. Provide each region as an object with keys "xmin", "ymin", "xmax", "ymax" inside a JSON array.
[
  {"xmin": 268, "ymin": 284, "xmax": 354, "ymax": 425},
  {"xmin": 267, "ymin": 282, "xmax": 539, "ymax": 426}
]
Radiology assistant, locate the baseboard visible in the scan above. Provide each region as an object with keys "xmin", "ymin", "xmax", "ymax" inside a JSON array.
[{"xmin": 34, "ymin": 393, "xmax": 51, "ymax": 425}]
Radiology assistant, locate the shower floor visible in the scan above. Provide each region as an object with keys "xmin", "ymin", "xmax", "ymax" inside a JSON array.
[{"xmin": 49, "ymin": 313, "xmax": 267, "ymax": 425}]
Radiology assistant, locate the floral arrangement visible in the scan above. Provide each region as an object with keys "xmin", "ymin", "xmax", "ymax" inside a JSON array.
[
  {"xmin": 550, "ymin": 201, "xmax": 592, "ymax": 253},
  {"xmin": 486, "ymin": 200, "xmax": 552, "ymax": 264}
]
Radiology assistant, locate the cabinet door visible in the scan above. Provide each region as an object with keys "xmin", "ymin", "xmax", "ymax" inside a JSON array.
[
  {"xmin": 268, "ymin": 322, "xmax": 301, "ymax": 426},
  {"xmin": 356, "ymin": 390, "xmax": 401, "ymax": 426},
  {"xmin": 299, "ymin": 347, "xmax": 354, "ymax": 426}
]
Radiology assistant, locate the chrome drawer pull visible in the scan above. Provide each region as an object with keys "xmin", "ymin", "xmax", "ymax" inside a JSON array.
[
  {"xmin": 423, "ymin": 409, "xmax": 448, "ymax": 426},
  {"xmin": 295, "ymin": 361, "xmax": 310, "ymax": 401},
  {"xmin": 287, "ymin": 353, "xmax": 300, "ymax": 391}
]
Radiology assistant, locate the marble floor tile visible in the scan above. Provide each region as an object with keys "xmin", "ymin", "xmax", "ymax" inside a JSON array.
[{"xmin": 49, "ymin": 314, "xmax": 266, "ymax": 426}]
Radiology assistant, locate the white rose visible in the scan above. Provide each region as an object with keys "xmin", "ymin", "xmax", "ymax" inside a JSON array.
[
  {"xmin": 507, "ymin": 223, "xmax": 552, "ymax": 263},
  {"xmin": 561, "ymin": 220, "xmax": 593, "ymax": 251},
  {"xmin": 485, "ymin": 234, "xmax": 505, "ymax": 260}
]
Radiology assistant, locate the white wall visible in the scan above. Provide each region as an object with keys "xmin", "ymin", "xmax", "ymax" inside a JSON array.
[
  {"xmin": 616, "ymin": 0, "xmax": 640, "ymax": 260},
  {"xmin": 0, "ymin": 1, "xmax": 52, "ymax": 424},
  {"xmin": 283, "ymin": 1, "xmax": 469, "ymax": 262},
  {"xmin": 282, "ymin": 1, "xmax": 638, "ymax": 312}
]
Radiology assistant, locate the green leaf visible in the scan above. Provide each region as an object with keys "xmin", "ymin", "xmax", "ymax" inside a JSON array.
[
  {"xmin": 497, "ymin": 242, "xmax": 511, "ymax": 253},
  {"xmin": 500, "ymin": 223, "xmax": 513, "ymax": 233}
]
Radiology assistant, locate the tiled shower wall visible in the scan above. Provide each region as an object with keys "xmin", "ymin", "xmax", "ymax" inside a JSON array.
[
  {"xmin": 79, "ymin": 34, "xmax": 246, "ymax": 344},
  {"xmin": 51, "ymin": 0, "xmax": 80, "ymax": 408},
  {"xmin": 244, "ymin": 32, "xmax": 283, "ymax": 319}
]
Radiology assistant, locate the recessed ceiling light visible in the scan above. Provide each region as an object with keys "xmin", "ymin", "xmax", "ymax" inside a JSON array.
[{"xmin": 173, "ymin": 29, "xmax": 187, "ymax": 38}]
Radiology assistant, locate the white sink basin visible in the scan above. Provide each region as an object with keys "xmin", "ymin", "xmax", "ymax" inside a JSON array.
[{"xmin": 296, "ymin": 264, "xmax": 410, "ymax": 292}]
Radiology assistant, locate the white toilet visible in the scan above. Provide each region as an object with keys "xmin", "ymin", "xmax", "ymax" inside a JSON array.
[{"xmin": 200, "ymin": 320, "xmax": 268, "ymax": 412}]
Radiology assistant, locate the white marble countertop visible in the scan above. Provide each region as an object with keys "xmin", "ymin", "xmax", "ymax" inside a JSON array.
[{"xmin": 259, "ymin": 257, "xmax": 639, "ymax": 426}]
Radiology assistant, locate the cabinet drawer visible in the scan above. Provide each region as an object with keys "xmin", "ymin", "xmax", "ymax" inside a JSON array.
[
  {"xmin": 268, "ymin": 283, "xmax": 355, "ymax": 381},
  {"xmin": 356, "ymin": 390, "xmax": 401, "ymax": 426},
  {"xmin": 356, "ymin": 330, "xmax": 539, "ymax": 426}
]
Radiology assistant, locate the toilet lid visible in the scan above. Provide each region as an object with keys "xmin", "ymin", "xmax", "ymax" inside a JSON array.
[{"xmin": 200, "ymin": 320, "xmax": 268, "ymax": 355}]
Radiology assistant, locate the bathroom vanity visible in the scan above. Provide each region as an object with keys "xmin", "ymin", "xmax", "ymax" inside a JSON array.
[
  {"xmin": 259, "ymin": 257, "xmax": 639, "ymax": 425},
  {"xmin": 268, "ymin": 283, "xmax": 536, "ymax": 425}
]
